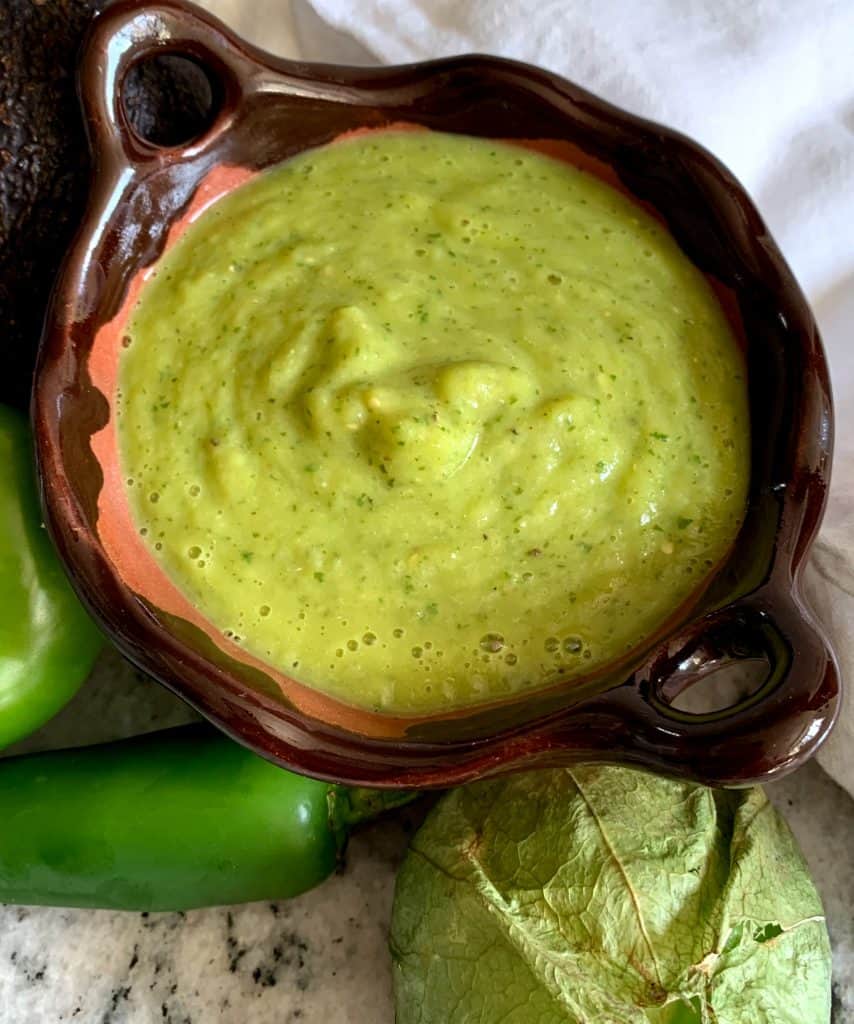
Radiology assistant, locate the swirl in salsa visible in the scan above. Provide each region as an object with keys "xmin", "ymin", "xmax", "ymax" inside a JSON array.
[{"xmin": 118, "ymin": 131, "xmax": 749, "ymax": 713}]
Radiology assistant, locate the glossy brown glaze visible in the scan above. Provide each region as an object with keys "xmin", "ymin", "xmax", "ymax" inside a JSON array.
[{"xmin": 33, "ymin": 0, "xmax": 840, "ymax": 787}]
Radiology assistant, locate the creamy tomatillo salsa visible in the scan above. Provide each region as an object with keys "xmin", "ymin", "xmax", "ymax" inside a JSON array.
[{"xmin": 117, "ymin": 130, "xmax": 749, "ymax": 713}]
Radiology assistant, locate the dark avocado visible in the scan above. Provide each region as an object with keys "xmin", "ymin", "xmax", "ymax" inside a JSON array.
[{"xmin": 0, "ymin": 0, "xmax": 214, "ymax": 411}]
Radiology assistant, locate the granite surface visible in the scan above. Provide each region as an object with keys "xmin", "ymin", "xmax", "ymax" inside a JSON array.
[
  {"xmin": 2, "ymin": 3, "xmax": 851, "ymax": 1021},
  {"xmin": 1, "ymin": 649, "xmax": 852, "ymax": 1023}
]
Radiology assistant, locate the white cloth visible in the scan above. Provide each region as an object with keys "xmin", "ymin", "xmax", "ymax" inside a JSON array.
[{"xmin": 205, "ymin": 0, "xmax": 854, "ymax": 795}]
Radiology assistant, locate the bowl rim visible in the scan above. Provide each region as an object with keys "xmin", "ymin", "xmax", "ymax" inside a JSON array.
[{"xmin": 32, "ymin": 0, "xmax": 840, "ymax": 788}]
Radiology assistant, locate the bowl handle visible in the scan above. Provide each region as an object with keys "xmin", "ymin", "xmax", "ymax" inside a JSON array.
[
  {"xmin": 78, "ymin": 0, "xmax": 252, "ymax": 170},
  {"xmin": 537, "ymin": 588, "xmax": 839, "ymax": 787}
]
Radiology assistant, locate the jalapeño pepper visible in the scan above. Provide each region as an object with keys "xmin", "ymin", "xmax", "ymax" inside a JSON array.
[{"xmin": 0, "ymin": 725, "xmax": 413, "ymax": 911}]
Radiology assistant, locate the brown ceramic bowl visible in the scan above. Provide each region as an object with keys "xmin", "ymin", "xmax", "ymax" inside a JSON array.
[{"xmin": 33, "ymin": 0, "xmax": 840, "ymax": 788}]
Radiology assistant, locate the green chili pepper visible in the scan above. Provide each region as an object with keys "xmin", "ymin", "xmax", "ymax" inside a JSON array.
[
  {"xmin": 0, "ymin": 725, "xmax": 414, "ymax": 911},
  {"xmin": 0, "ymin": 405, "xmax": 103, "ymax": 749}
]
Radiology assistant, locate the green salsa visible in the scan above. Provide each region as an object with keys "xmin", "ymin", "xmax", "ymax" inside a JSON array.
[{"xmin": 118, "ymin": 130, "xmax": 749, "ymax": 713}]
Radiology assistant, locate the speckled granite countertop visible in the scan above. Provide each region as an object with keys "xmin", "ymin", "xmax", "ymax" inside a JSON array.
[
  {"xmin": 2, "ymin": 4, "xmax": 851, "ymax": 1021},
  {"xmin": 1, "ymin": 649, "xmax": 852, "ymax": 1023}
]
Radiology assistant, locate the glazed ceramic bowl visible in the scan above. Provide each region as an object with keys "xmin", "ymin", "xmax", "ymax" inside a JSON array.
[{"xmin": 33, "ymin": 0, "xmax": 840, "ymax": 788}]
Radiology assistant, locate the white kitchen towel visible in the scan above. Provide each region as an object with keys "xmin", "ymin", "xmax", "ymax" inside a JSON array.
[{"xmin": 298, "ymin": 0, "xmax": 854, "ymax": 797}]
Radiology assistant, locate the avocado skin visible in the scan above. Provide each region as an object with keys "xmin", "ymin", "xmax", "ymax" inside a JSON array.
[{"xmin": 0, "ymin": 1, "xmax": 212, "ymax": 411}]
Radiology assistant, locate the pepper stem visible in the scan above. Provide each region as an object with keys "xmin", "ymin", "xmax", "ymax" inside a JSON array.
[
  {"xmin": 338, "ymin": 787, "xmax": 419, "ymax": 827},
  {"xmin": 327, "ymin": 786, "xmax": 419, "ymax": 853}
]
